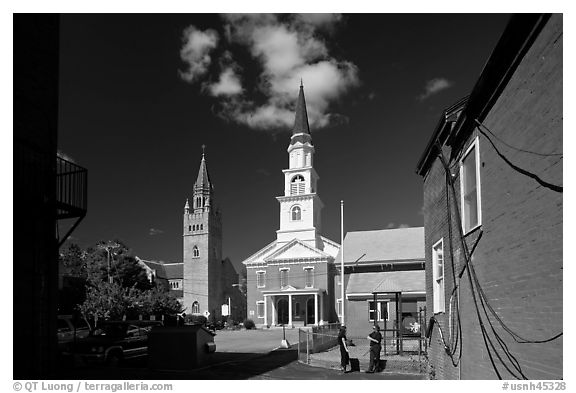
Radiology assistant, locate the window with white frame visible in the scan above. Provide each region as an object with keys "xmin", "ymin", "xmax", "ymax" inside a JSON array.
[
  {"xmin": 433, "ymin": 239, "xmax": 445, "ymax": 313},
  {"xmin": 369, "ymin": 301, "xmax": 389, "ymax": 321},
  {"xmin": 192, "ymin": 246, "xmax": 200, "ymax": 258},
  {"xmin": 192, "ymin": 301, "xmax": 200, "ymax": 314},
  {"xmin": 291, "ymin": 205, "xmax": 302, "ymax": 221},
  {"xmin": 256, "ymin": 271, "xmax": 266, "ymax": 288},
  {"xmin": 256, "ymin": 301, "xmax": 265, "ymax": 318},
  {"xmin": 304, "ymin": 267, "xmax": 314, "ymax": 288},
  {"xmin": 460, "ymin": 137, "xmax": 481, "ymax": 233},
  {"xmin": 337, "ymin": 299, "xmax": 342, "ymax": 317},
  {"xmin": 280, "ymin": 268, "xmax": 289, "ymax": 288}
]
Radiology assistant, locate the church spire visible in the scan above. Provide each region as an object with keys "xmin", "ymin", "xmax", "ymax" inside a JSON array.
[
  {"xmin": 292, "ymin": 83, "xmax": 310, "ymax": 135},
  {"xmin": 195, "ymin": 145, "xmax": 211, "ymax": 189}
]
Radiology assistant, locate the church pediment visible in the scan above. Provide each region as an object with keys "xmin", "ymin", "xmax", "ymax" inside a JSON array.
[{"xmin": 264, "ymin": 239, "xmax": 330, "ymax": 262}]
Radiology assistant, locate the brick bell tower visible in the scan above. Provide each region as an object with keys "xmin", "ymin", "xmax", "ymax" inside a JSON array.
[{"xmin": 183, "ymin": 146, "xmax": 223, "ymax": 320}]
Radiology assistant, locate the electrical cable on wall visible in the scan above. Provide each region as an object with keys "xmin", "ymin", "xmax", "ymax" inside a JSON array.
[{"xmin": 431, "ymin": 138, "xmax": 562, "ymax": 380}]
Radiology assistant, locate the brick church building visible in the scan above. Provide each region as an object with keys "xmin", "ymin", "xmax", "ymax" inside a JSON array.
[
  {"xmin": 181, "ymin": 149, "xmax": 245, "ymax": 322},
  {"xmin": 242, "ymin": 84, "xmax": 341, "ymax": 327}
]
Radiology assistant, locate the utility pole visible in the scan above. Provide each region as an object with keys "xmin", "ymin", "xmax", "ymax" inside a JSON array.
[{"xmin": 97, "ymin": 241, "xmax": 120, "ymax": 284}]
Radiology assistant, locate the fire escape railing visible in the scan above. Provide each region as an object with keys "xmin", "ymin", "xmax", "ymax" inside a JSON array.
[{"xmin": 56, "ymin": 156, "xmax": 87, "ymax": 247}]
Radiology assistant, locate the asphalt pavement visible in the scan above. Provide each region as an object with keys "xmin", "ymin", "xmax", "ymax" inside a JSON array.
[{"xmin": 55, "ymin": 327, "xmax": 425, "ymax": 380}]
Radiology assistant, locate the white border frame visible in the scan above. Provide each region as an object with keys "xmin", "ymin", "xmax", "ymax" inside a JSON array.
[
  {"xmin": 459, "ymin": 136, "xmax": 482, "ymax": 234},
  {"xmin": 256, "ymin": 270, "xmax": 266, "ymax": 288},
  {"xmin": 256, "ymin": 301, "xmax": 265, "ymax": 319},
  {"xmin": 279, "ymin": 267, "xmax": 290, "ymax": 288},
  {"xmin": 432, "ymin": 238, "xmax": 445, "ymax": 314},
  {"xmin": 303, "ymin": 266, "xmax": 314, "ymax": 288},
  {"xmin": 368, "ymin": 300, "xmax": 390, "ymax": 322}
]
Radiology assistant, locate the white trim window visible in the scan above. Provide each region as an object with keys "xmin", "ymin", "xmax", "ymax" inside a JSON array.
[
  {"xmin": 192, "ymin": 301, "xmax": 200, "ymax": 314},
  {"xmin": 256, "ymin": 271, "xmax": 266, "ymax": 288},
  {"xmin": 304, "ymin": 267, "xmax": 314, "ymax": 288},
  {"xmin": 460, "ymin": 137, "xmax": 482, "ymax": 233},
  {"xmin": 192, "ymin": 246, "xmax": 200, "ymax": 258},
  {"xmin": 291, "ymin": 205, "xmax": 302, "ymax": 221},
  {"xmin": 280, "ymin": 268, "xmax": 289, "ymax": 288},
  {"xmin": 337, "ymin": 299, "xmax": 342, "ymax": 318},
  {"xmin": 369, "ymin": 301, "xmax": 389, "ymax": 322},
  {"xmin": 256, "ymin": 301, "xmax": 265, "ymax": 319},
  {"xmin": 432, "ymin": 239, "xmax": 445, "ymax": 313}
]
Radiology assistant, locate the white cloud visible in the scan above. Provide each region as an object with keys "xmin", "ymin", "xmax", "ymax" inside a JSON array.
[
  {"xmin": 207, "ymin": 68, "xmax": 243, "ymax": 97},
  {"xmin": 180, "ymin": 14, "xmax": 359, "ymax": 131},
  {"xmin": 418, "ymin": 78, "xmax": 453, "ymax": 100},
  {"xmin": 149, "ymin": 228, "xmax": 164, "ymax": 236},
  {"xmin": 179, "ymin": 26, "xmax": 219, "ymax": 83}
]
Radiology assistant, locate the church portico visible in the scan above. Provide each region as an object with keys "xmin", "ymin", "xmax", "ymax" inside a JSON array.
[{"xmin": 263, "ymin": 288, "xmax": 324, "ymax": 327}]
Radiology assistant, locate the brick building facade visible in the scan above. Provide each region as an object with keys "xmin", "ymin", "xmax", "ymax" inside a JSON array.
[{"xmin": 416, "ymin": 14, "xmax": 562, "ymax": 379}]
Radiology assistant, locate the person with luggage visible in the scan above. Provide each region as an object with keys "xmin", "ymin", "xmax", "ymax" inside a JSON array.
[
  {"xmin": 338, "ymin": 325, "xmax": 350, "ymax": 373},
  {"xmin": 366, "ymin": 324, "xmax": 382, "ymax": 373}
]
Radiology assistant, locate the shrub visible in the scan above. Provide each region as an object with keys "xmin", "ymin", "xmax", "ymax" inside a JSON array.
[
  {"xmin": 185, "ymin": 314, "xmax": 207, "ymax": 326},
  {"xmin": 243, "ymin": 319, "xmax": 255, "ymax": 330}
]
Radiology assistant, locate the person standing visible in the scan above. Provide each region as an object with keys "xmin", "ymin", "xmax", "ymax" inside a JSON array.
[
  {"xmin": 366, "ymin": 324, "xmax": 382, "ymax": 373},
  {"xmin": 338, "ymin": 325, "xmax": 350, "ymax": 373}
]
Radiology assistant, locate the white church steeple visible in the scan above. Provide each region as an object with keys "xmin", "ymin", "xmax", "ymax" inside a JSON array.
[{"xmin": 276, "ymin": 84, "xmax": 324, "ymax": 249}]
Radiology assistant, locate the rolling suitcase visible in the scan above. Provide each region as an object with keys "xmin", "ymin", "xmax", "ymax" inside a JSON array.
[{"xmin": 350, "ymin": 357, "xmax": 360, "ymax": 372}]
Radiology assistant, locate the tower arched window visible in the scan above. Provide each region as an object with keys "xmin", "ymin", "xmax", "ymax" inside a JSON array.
[
  {"xmin": 291, "ymin": 206, "xmax": 301, "ymax": 221},
  {"xmin": 193, "ymin": 246, "xmax": 200, "ymax": 258},
  {"xmin": 291, "ymin": 175, "xmax": 305, "ymax": 195},
  {"xmin": 192, "ymin": 301, "xmax": 200, "ymax": 314}
]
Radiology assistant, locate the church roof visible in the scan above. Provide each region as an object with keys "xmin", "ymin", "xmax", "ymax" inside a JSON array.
[
  {"xmin": 337, "ymin": 227, "xmax": 424, "ymax": 265},
  {"xmin": 264, "ymin": 238, "xmax": 332, "ymax": 262},
  {"xmin": 291, "ymin": 83, "xmax": 311, "ymax": 136},
  {"xmin": 195, "ymin": 150, "xmax": 211, "ymax": 189}
]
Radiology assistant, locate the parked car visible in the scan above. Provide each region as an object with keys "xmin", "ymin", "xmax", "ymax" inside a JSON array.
[
  {"xmin": 64, "ymin": 320, "xmax": 162, "ymax": 366},
  {"xmin": 57, "ymin": 315, "xmax": 91, "ymax": 351}
]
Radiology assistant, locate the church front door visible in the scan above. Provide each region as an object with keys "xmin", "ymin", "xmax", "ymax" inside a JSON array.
[
  {"xmin": 306, "ymin": 298, "xmax": 315, "ymax": 325},
  {"xmin": 277, "ymin": 298, "xmax": 289, "ymax": 325}
]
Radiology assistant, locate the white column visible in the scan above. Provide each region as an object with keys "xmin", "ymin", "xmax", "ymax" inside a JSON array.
[
  {"xmin": 320, "ymin": 293, "xmax": 324, "ymax": 324},
  {"xmin": 314, "ymin": 293, "xmax": 318, "ymax": 325},
  {"xmin": 271, "ymin": 296, "xmax": 277, "ymax": 326},
  {"xmin": 264, "ymin": 295, "xmax": 268, "ymax": 326},
  {"xmin": 288, "ymin": 294, "xmax": 293, "ymax": 327}
]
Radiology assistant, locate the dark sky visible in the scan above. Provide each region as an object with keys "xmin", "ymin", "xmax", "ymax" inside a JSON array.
[{"xmin": 58, "ymin": 13, "xmax": 510, "ymax": 272}]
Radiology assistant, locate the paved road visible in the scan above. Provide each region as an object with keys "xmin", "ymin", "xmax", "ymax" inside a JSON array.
[
  {"xmin": 214, "ymin": 327, "xmax": 302, "ymax": 353},
  {"xmin": 56, "ymin": 328, "xmax": 424, "ymax": 380}
]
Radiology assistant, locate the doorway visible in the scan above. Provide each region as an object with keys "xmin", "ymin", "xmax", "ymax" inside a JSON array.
[
  {"xmin": 277, "ymin": 298, "xmax": 289, "ymax": 325},
  {"xmin": 306, "ymin": 298, "xmax": 315, "ymax": 325}
]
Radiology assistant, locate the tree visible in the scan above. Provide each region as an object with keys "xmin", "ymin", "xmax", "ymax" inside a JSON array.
[
  {"xmin": 79, "ymin": 281, "xmax": 183, "ymax": 325},
  {"xmin": 84, "ymin": 240, "xmax": 152, "ymax": 290}
]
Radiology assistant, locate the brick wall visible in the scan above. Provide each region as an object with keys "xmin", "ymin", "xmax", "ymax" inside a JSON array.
[{"xmin": 422, "ymin": 14, "xmax": 563, "ymax": 380}]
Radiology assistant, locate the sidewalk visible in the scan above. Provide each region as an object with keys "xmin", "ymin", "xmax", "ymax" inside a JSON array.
[{"xmin": 305, "ymin": 345, "xmax": 427, "ymax": 377}]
